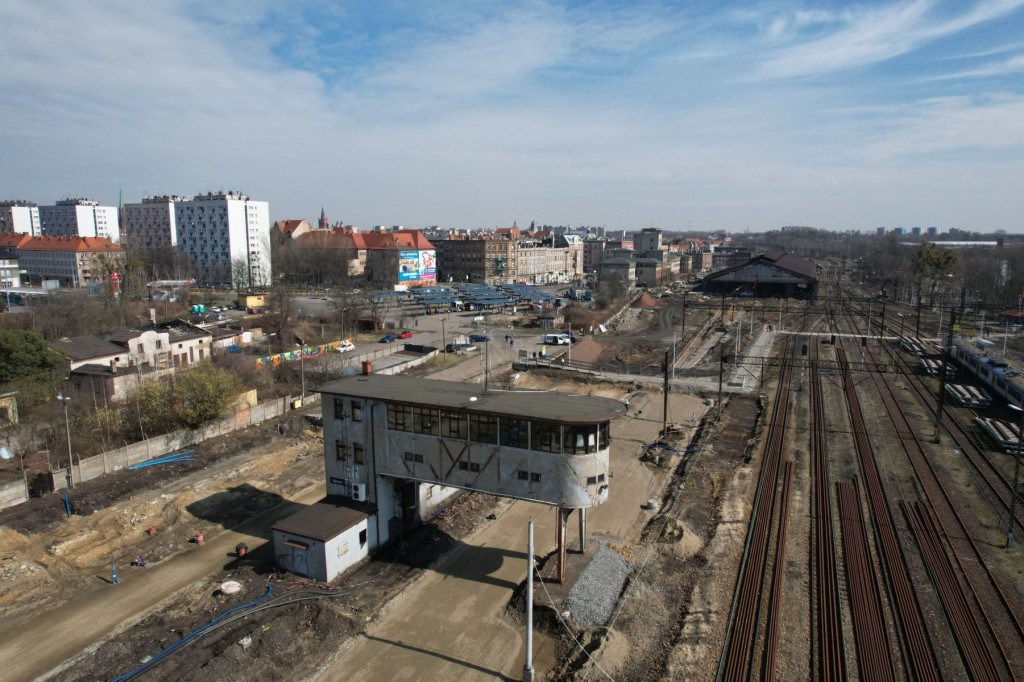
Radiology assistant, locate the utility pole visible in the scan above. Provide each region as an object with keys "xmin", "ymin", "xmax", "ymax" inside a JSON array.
[
  {"xmin": 880, "ymin": 298, "xmax": 887, "ymax": 343},
  {"xmin": 663, "ymin": 350, "xmax": 670, "ymax": 437},
  {"xmin": 718, "ymin": 347, "xmax": 725, "ymax": 419},
  {"xmin": 1006, "ymin": 407, "xmax": 1023, "ymax": 548},
  {"xmin": 933, "ymin": 306, "xmax": 955, "ymax": 443},
  {"xmin": 483, "ymin": 340, "xmax": 490, "ymax": 393},
  {"xmin": 297, "ymin": 343, "xmax": 306, "ymax": 400},
  {"xmin": 915, "ymin": 281, "xmax": 922, "ymax": 337},
  {"xmin": 523, "ymin": 518, "xmax": 535, "ymax": 682},
  {"xmin": 57, "ymin": 393, "xmax": 74, "ymax": 488},
  {"xmin": 672, "ymin": 331, "xmax": 676, "ymax": 380},
  {"xmin": 441, "ymin": 317, "xmax": 447, "ymax": 363},
  {"xmin": 680, "ymin": 290, "xmax": 687, "ymax": 340}
]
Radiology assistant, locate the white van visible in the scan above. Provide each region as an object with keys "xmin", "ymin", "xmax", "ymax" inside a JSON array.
[{"xmin": 542, "ymin": 333, "xmax": 571, "ymax": 345}]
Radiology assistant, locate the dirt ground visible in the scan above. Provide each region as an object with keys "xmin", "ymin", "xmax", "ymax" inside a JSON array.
[
  {"xmin": 0, "ymin": 409, "xmax": 320, "ymax": 622},
  {"xmin": 0, "ymin": 296, "xmax": 779, "ymax": 682},
  {"xmin": 58, "ymin": 492, "xmax": 510, "ymax": 681},
  {"xmin": 571, "ymin": 396, "xmax": 765, "ymax": 682},
  {"xmin": 8, "ymin": 294, "xmax": 1020, "ymax": 681}
]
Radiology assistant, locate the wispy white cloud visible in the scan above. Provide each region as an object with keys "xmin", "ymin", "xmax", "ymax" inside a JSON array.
[
  {"xmin": 849, "ymin": 93, "xmax": 1024, "ymax": 160},
  {"xmin": 0, "ymin": 1, "xmax": 1021, "ymax": 232},
  {"xmin": 760, "ymin": 0, "xmax": 1024, "ymax": 78},
  {"xmin": 929, "ymin": 54, "xmax": 1024, "ymax": 79}
]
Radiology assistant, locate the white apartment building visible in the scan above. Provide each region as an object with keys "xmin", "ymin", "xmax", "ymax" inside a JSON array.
[
  {"xmin": 39, "ymin": 199, "xmax": 120, "ymax": 243},
  {"xmin": 175, "ymin": 191, "xmax": 270, "ymax": 289},
  {"xmin": 0, "ymin": 257, "xmax": 21, "ymax": 288},
  {"xmin": 123, "ymin": 195, "xmax": 189, "ymax": 253},
  {"xmin": 0, "ymin": 201, "xmax": 41, "ymax": 236}
]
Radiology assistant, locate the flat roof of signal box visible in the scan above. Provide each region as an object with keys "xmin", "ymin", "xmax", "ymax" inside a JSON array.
[{"xmin": 318, "ymin": 375, "xmax": 625, "ymax": 424}]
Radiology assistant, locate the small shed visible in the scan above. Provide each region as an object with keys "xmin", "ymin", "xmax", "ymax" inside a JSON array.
[
  {"xmin": 237, "ymin": 291, "xmax": 267, "ymax": 309},
  {"xmin": 272, "ymin": 497, "xmax": 372, "ymax": 582}
]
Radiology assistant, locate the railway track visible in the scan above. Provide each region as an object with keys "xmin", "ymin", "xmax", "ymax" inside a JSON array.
[
  {"xmin": 809, "ymin": 360, "xmax": 847, "ymax": 681},
  {"xmin": 841, "ymin": 306, "xmax": 1024, "ymax": 677},
  {"xmin": 836, "ymin": 344, "xmax": 942, "ymax": 681},
  {"xmin": 893, "ymin": 347, "xmax": 1024, "ymax": 539},
  {"xmin": 837, "ymin": 478, "xmax": 897, "ymax": 682},
  {"xmin": 716, "ymin": 343, "xmax": 795, "ymax": 681},
  {"xmin": 848, "ymin": 295, "xmax": 1024, "ymax": 538}
]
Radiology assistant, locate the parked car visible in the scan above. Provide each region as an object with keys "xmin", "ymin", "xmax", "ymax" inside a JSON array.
[
  {"xmin": 336, "ymin": 341, "xmax": 356, "ymax": 353},
  {"xmin": 469, "ymin": 334, "xmax": 490, "ymax": 342},
  {"xmin": 397, "ymin": 330, "xmax": 412, "ymax": 339},
  {"xmin": 380, "ymin": 334, "xmax": 398, "ymax": 343},
  {"xmin": 446, "ymin": 343, "xmax": 477, "ymax": 354}
]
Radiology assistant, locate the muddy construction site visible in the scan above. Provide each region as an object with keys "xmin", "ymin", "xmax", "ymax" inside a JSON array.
[{"xmin": 2, "ymin": 291, "xmax": 1020, "ymax": 680}]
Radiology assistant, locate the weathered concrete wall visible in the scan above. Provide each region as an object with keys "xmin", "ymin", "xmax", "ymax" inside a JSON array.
[
  {"xmin": 374, "ymin": 349, "xmax": 439, "ymax": 376},
  {"xmin": 0, "ymin": 478, "xmax": 29, "ymax": 511},
  {"xmin": 50, "ymin": 393, "xmax": 315, "ymax": 492}
]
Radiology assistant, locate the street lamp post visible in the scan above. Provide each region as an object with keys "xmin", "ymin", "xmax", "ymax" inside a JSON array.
[
  {"xmin": 1007, "ymin": 404, "xmax": 1024, "ymax": 548},
  {"xmin": 295, "ymin": 343, "xmax": 305, "ymax": 400},
  {"xmin": 441, "ymin": 317, "xmax": 448, "ymax": 363},
  {"xmin": 56, "ymin": 393, "xmax": 75, "ymax": 488}
]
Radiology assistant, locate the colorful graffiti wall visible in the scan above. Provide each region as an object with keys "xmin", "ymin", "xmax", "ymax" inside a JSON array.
[{"xmin": 255, "ymin": 341, "xmax": 341, "ymax": 368}]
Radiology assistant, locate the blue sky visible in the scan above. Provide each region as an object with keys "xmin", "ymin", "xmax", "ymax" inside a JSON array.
[{"xmin": 1, "ymin": 0, "xmax": 1022, "ymax": 232}]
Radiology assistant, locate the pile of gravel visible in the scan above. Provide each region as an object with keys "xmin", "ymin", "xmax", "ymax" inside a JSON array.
[{"xmin": 565, "ymin": 543, "xmax": 632, "ymax": 627}]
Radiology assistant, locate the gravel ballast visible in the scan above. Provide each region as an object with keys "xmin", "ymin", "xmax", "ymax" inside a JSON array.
[{"xmin": 565, "ymin": 542, "xmax": 632, "ymax": 627}]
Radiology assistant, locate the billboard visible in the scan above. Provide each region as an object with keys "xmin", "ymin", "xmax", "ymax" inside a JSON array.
[{"xmin": 399, "ymin": 250, "xmax": 437, "ymax": 281}]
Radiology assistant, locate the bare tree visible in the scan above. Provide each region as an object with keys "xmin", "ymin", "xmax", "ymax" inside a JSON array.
[
  {"xmin": 231, "ymin": 258, "xmax": 252, "ymax": 292},
  {"xmin": 265, "ymin": 281, "xmax": 298, "ymax": 352}
]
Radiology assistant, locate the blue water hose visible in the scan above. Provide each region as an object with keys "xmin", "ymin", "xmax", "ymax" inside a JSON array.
[{"xmin": 111, "ymin": 585, "xmax": 272, "ymax": 681}]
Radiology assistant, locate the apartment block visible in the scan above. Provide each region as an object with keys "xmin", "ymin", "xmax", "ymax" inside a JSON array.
[
  {"xmin": 40, "ymin": 199, "xmax": 119, "ymax": 243},
  {"xmin": 0, "ymin": 201, "xmax": 41, "ymax": 236}
]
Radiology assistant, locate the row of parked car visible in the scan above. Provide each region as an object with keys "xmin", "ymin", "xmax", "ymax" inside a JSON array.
[{"xmin": 379, "ymin": 330, "xmax": 413, "ymax": 343}]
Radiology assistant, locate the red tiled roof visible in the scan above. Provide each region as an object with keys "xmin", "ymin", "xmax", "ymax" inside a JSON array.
[
  {"xmin": 17, "ymin": 236, "xmax": 123, "ymax": 252},
  {"xmin": 295, "ymin": 230, "xmax": 358, "ymax": 249},
  {"xmin": 294, "ymin": 229, "xmax": 435, "ymax": 251},
  {"xmin": 274, "ymin": 219, "xmax": 307, "ymax": 236},
  {"xmin": 0, "ymin": 233, "xmax": 32, "ymax": 249},
  {"xmin": 359, "ymin": 231, "xmax": 435, "ymax": 250}
]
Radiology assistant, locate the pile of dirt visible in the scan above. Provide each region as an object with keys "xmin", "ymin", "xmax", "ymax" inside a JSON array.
[
  {"xmin": 631, "ymin": 292, "xmax": 666, "ymax": 309},
  {"xmin": 567, "ymin": 337, "xmax": 607, "ymax": 364}
]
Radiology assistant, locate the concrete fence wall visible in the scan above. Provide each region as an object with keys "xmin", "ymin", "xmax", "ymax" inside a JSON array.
[
  {"xmin": 50, "ymin": 392, "xmax": 319, "ymax": 492},
  {"xmin": 0, "ymin": 478, "xmax": 29, "ymax": 510}
]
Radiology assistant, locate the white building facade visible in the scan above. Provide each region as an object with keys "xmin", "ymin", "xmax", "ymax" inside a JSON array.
[
  {"xmin": 39, "ymin": 199, "xmax": 120, "ymax": 243},
  {"xmin": 175, "ymin": 191, "xmax": 270, "ymax": 289},
  {"xmin": 123, "ymin": 195, "xmax": 188, "ymax": 253},
  {"xmin": 0, "ymin": 202, "xmax": 41, "ymax": 236},
  {"xmin": 0, "ymin": 257, "xmax": 20, "ymax": 288}
]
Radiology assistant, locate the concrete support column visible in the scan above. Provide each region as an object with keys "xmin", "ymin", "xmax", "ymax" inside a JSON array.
[
  {"xmin": 556, "ymin": 506, "xmax": 567, "ymax": 582},
  {"xmin": 578, "ymin": 507, "xmax": 587, "ymax": 553}
]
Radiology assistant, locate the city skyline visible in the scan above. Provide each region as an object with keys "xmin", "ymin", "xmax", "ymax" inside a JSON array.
[{"xmin": 1, "ymin": 1, "xmax": 1022, "ymax": 233}]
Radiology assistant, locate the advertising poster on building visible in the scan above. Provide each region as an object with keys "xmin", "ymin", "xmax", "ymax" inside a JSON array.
[
  {"xmin": 399, "ymin": 251, "xmax": 420, "ymax": 281},
  {"xmin": 419, "ymin": 250, "xmax": 436, "ymax": 280}
]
